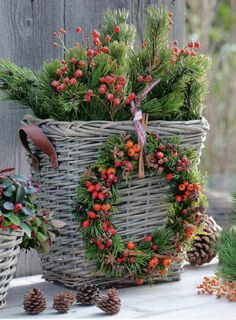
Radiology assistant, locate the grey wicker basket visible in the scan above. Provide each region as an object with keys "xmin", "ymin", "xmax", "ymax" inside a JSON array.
[
  {"xmin": 20, "ymin": 115, "xmax": 209, "ymax": 288},
  {"xmin": 0, "ymin": 230, "xmax": 23, "ymax": 309}
]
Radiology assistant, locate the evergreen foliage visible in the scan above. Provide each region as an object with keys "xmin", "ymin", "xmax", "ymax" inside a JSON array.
[{"xmin": 0, "ymin": 6, "xmax": 211, "ymax": 122}]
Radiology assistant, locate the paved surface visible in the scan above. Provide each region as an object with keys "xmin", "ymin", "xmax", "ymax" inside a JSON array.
[{"xmin": 1, "ymin": 261, "xmax": 235, "ymax": 320}]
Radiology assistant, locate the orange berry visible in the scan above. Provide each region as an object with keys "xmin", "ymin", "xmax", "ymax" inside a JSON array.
[
  {"xmin": 178, "ymin": 184, "xmax": 185, "ymax": 191},
  {"xmin": 128, "ymin": 148, "xmax": 136, "ymax": 157},
  {"xmin": 107, "ymin": 167, "xmax": 116, "ymax": 175},
  {"xmin": 185, "ymin": 191, "xmax": 190, "ymax": 197},
  {"xmin": 135, "ymin": 278, "xmax": 144, "ymax": 285},
  {"xmin": 193, "ymin": 182, "xmax": 200, "ymax": 192},
  {"xmin": 101, "ymin": 203, "xmax": 111, "ymax": 212},
  {"xmin": 148, "ymin": 257, "xmax": 159, "ymax": 268},
  {"xmin": 126, "ymin": 140, "xmax": 133, "ymax": 148},
  {"xmin": 93, "ymin": 203, "xmax": 101, "ymax": 211},
  {"xmin": 187, "ymin": 184, "xmax": 193, "ymax": 191},
  {"xmin": 133, "ymin": 144, "xmax": 141, "ymax": 153},
  {"xmin": 162, "ymin": 258, "xmax": 172, "ymax": 268},
  {"xmin": 127, "ymin": 241, "xmax": 135, "ymax": 250}
]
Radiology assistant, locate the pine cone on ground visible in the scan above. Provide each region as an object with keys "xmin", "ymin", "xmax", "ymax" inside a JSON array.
[
  {"xmin": 53, "ymin": 291, "xmax": 75, "ymax": 313},
  {"xmin": 187, "ymin": 216, "xmax": 221, "ymax": 265},
  {"xmin": 76, "ymin": 284, "xmax": 101, "ymax": 305},
  {"xmin": 96, "ymin": 288, "xmax": 121, "ymax": 315},
  {"xmin": 23, "ymin": 287, "xmax": 47, "ymax": 315}
]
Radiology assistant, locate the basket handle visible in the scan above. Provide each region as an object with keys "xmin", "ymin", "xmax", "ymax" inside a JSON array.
[{"xmin": 19, "ymin": 125, "xmax": 58, "ymax": 171}]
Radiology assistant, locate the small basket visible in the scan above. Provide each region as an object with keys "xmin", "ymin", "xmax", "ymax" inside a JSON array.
[
  {"xmin": 0, "ymin": 230, "xmax": 23, "ymax": 309},
  {"xmin": 20, "ymin": 115, "xmax": 209, "ymax": 287}
]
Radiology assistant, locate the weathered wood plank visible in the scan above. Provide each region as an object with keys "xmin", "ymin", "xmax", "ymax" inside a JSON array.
[
  {"xmin": 64, "ymin": 0, "xmax": 185, "ymax": 47},
  {"xmin": 0, "ymin": 0, "xmax": 65, "ymax": 277}
]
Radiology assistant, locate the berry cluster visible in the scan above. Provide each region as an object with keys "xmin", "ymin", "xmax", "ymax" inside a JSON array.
[
  {"xmin": 170, "ymin": 39, "xmax": 201, "ymax": 64},
  {"xmin": 176, "ymin": 180, "xmax": 200, "ymax": 203},
  {"xmin": 99, "ymin": 74, "xmax": 127, "ymax": 107},
  {"xmin": 198, "ymin": 276, "xmax": 236, "ymax": 302}
]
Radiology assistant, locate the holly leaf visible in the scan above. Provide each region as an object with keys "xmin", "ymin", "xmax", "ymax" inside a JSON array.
[
  {"xmin": 50, "ymin": 219, "xmax": 65, "ymax": 229},
  {"xmin": 16, "ymin": 185, "xmax": 26, "ymax": 203},
  {"xmin": 20, "ymin": 222, "xmax": 32, "ymax": 238},
  {"xmin": 3, "ymin": 190, "xmax": 12, "ymax": 197},
  {"xmin": 48, "ymin": 231, "xmax": 56, "ymax": 242},
  {"xmin": 9, "ymin": 214, "xmax": 21, "ymax": 226},
  {"xmin": 39, "ymin": 241, "xmax": 50, "ymax": 254},
  {"xmin": 3, "ymin": 201, "xmax": 14, "ymax": 211},
  {"xmin": 36, "ymin": 232, "xmax": 47, "ymax": 243},
  {"xmin": 22, "ymin": 207, "xmax": 34, "ymax": 216}
]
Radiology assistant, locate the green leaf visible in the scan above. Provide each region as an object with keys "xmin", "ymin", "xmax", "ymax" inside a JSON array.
[
  {"xmin": 9, "ymin": 214, "xmax": 21, "ymax": 226},
  {"xmin": 16, "ymin": 185, "xmax": 26, "ymax": 203},
  {"xmin": 3, "ymin": 201, "xmax": 14, "ymax": 210},
  {"xmin": 20, "ymin": 222, "xmax": 32, "ymax": 238},
  {"xmin": 22, "ymin": 206, "xmax": 34, "ymax": 216},
  {"xmin": 48, "ymin": 231, "xmax": 56, "ymax": 242},
  {"xmin": 36, "ymin": 231, "xmax": 47, "ymax": 243},
  {"xmin": 39, "ymin": 241, "xmax": 50, "ymax": 254},
  {"xmin": 50, "ymin": 219, "xmax": 65, "ymax": 229}
]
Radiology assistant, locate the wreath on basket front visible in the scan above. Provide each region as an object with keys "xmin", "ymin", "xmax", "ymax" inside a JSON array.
[{"xmin": 75, "ymin": 131, "xmax": 207, "ymax": 285}]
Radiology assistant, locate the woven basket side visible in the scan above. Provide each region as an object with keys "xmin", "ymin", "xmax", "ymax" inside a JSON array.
[
  {"xmin": 0, "ymin": 231, "xmax": 23, "ymax": 309},
  {"xmin": 22, "ymin": 116, "xmax": 208, "ymax": 287}
]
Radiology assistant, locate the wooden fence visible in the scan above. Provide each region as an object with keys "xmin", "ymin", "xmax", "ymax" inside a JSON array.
[{"xmin": 0, "ymin": 0, "xmax": 185, "ymax": 277}]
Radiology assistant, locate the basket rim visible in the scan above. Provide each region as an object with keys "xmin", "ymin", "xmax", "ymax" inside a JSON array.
[{"xmin": 22, "ymin": 115, "xmax": 209, "ymax": 129}]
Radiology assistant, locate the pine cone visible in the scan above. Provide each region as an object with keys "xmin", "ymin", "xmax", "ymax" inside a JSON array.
[
  {"xmin": 53, "ymin": 291, "xmax": 75, "ymax": 313},
  {"xmin": 96, "ymin": 288, "xmax": 121, "ymax": 315},
  {"xmin": 23, "ymin": 287, "xmax": 47, "ymax": 315},
  {"xmin": 76, "ymin": 284, "xmax": 101, "ymax": 305},
  {"xmin": 187, "ymin": 216, "xmax": 221, "ymax": 265}
]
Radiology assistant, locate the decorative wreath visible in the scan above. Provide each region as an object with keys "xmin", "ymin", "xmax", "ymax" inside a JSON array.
[{"xmin": 76, "ymin": 126, "xmax": 207, "ymax": 284}]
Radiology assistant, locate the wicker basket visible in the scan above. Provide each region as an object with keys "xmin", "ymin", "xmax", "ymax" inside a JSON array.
[
  {"xmin": 20, "ymin": 115, "xmax": 209, "ymax": 288},
  {"xmin": 0, "ymin": 230, "xmax": 23, "ymax": 309}
]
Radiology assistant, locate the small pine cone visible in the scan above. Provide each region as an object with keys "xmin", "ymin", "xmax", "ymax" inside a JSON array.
[
  {"xmin": 53, "ymin": 291, "xmax": 74, "ymax": 313},
  {"xmin": 96, "ymin": 288, "xmax": 121, "ymax": 315},
  {"xmin": 23, "ymin": 287, "xmax": 47, "ymax": 315},
  {"xmin": 76, "ymin": 284, "xmax": 101, "ymax": 305},
  {"xmin": 187, "ymin": 216, "xmax": 221, "ymax": 265}
]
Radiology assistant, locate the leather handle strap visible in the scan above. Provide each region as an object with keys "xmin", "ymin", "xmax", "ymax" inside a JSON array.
[{"xmin": 19, "ymin": 125, "xmax": 58, "ymax": 171}]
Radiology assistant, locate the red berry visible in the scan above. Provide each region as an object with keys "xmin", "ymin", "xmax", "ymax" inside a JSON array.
[
  {"xmin": 151, "ymin": 244, "xmax": 158, "ymax": 251},
  {"xmin": 53, "ymin": 42, "xmax": 59, "ymax": 47},
  {"xmin": 51, "ymin": 80, "xmax": 60, "ymax": 87},
  {"xmin": 116, "ymin": 257, "xmax": 122, "ymax": 263},
  {"xmin": 182, "ymin": 209, "xmax": 188, "ymax": 215},
  {"xmin": 116, "ymin": 85, "xmax": 123, "ymax": 92},
  {"xmin": 155, "ymin": 152, "xmax": 164, "ymax": 159},
  {"xmin": 14, "ymin": 203, "xmax": 23, "ymax": 213},
  {"xmin": 94, "ymin": 38, "xmax": 101, "ymax": 46},
  {"xmin": 98, "ymin": 192, "xmax": 106, "ymax": 201},
  {"xmin": 95, "ymin": 183, "xmax": 102, "ymax": 191},
  {"xmin": 92, "ymin": 191, "xmax": 98, "ymax": 200},
  {"xmin": 102, "ymin": 223, "xmax": 108, "ymax": 231},
  {"xmin": 91, "ymin": 29, "xmax": 100, "ymax": 38},
  {"xmin": 104, "ymin": 35, "xmax": 112, "ymax": 42},
  {"xmin": 101, "ymin": 46, "xmax": 109, "ymax": 54},
  {"xmin": 75, "ymin": 26, "xmax": 82, "ymax": 33},
  {"xmin": 61, "ymin": 65, "xmax": 68, "ymax": 72},
  {"xmin": 108, "ymin": 227, "xmax": 117, "ymax": 235},
  {"xmin": 176, "ymin": 195, "xmax": 182, "ymax": 203},
  {"xmin": 82, "ymin": 219, "xmax": 90, "ymax": 228},
  {"xmin": 85, "ymin": 95, "xmax": 91, "ymax": 103},
  {"xmin": 63, "ymin": 77, "xmax": 70, "ymax": 84},
  {"xmin": 127, "ymin": 241, "xmax": 135, "ymax": 250},
  {"xmin": 99, "ymin": 87, "xmax": 106, "ymax": 94},
  {"xmin": 107, "ymin": 93, "xmax": 114, "ymax": 101},
  {"xmin": 188, "ymin": 42, "xmax": 194, "ymax": 48},
  {"xmin": 79, "ymin": 60, "xmax": 85, "ymax": 67},
  {"xmin": 70, "ymin": 58, "xmax": 78, "ymax": 64},
  {"xmin": 114, "ymin": 25, "xmax": 121, "ymax": 33},
  {"xmin": 74, "ymin": 70, "xmax": 83, "ymax": 78},
  {"xmin": 88, "ymin": 185, "xmax": 95, "ymax": 193},
  {"xmin": 113, "ymin": 98, "xmax": 121, "ymax": 106},
  {"xmin": 87, "ymin": 49, "xmax": 94, "ymax": 57},
  {"xmin": 194, "ymin": 41, "xmax": 201, "ymax": 48},
  {"xmin": 128, "ymin": 93, "xmax": 136, "ymax": 101},
  {"xmin": 88, "ymin": 211, "xmax": 97, "ymax": 219},
  {"xmin": 52, "ymin": 32, "xmax": 57, "ymax": 37},
  {"xmin": 125, "ymin": 98, "xmax": 130, "ymax": 104},
  {"xmin": 130, "ymin": 257, "xmax": 135, "ymax": 264},
  {"xmin": 93, "ymin": 203, "xmax": 101, "ymax": 211},
  {"xmin": 87, "ymin": 90, "xmax": 94, "ymax": 96},
  {"xmin": 137, "ymin": 75, "xmax": 144, "ymax": 83},
  {"xmin": 146, "ymin": 75, "xmax": 153, "ymax": 82},
  {"xmin": 10, "ymin": 223, "xmax": 18, "ymax": 230},
  {"xmin": 69, "ymin": 78, "xmax": 77, "ymax": 86},
  {"xmin": 105, "ymin": 239, "xmax": 113, "ymax": 248}
]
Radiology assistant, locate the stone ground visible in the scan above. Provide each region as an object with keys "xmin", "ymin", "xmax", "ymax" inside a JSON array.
[{"xmin": 1, "ymin": 260, "xmax": 235, "ymax": 320}]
